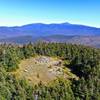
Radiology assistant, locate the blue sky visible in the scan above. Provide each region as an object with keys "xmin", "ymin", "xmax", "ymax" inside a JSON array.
[{"xmin": 0, "ymin": 0, "xmax": 100, "ymax": 27}]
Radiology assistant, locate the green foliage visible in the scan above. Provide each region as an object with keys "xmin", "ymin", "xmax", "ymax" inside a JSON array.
[
  {"xmin": 0, "ymin": 42, "xmax": 99, "ymax": 99},
  {"xmin": 33, "ymin": 78, "xmax": 75, "ymax": 100}
]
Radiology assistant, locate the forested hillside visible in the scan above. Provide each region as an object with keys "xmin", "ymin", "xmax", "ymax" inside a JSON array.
[
  {"xmin": 0, "ymin": 35, "xmax": 100, "ymax": 48},
  {"xmin": 0, "ymin": 42, "xmax": 100, "ymax": 100}
]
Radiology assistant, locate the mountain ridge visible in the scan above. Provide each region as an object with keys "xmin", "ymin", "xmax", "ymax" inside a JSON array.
[
  {"xmin": 0, "ymin": 22, "xmax": 100, "ymax": 47},
  {"xmin": 0, "ymin": 22, "xmax": 100, "ymax": 39}
]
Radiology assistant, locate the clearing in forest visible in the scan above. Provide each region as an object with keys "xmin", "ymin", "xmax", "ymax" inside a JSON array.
[{"xmin": 13, "ymin": 56, "xmax": 78, "ymax": 84}]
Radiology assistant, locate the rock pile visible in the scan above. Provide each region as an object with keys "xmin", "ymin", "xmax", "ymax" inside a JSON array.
[{"xmin": 35, "ymin": 56, "xmax": 51, "ymax": 63}]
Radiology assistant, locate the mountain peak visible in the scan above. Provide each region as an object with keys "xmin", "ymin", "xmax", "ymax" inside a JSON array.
[{"xmin": 61, "ymin": 22, "xmax": 71, "ymax": 25}]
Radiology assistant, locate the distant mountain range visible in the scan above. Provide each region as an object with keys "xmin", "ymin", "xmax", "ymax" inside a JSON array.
[
  {"xmin": 0, "ymin": 22, "xmax": 100, "ymax": 38},
  {"xmin": 0, "ymin": 22, "xmax": 100, "ymax": 47}
]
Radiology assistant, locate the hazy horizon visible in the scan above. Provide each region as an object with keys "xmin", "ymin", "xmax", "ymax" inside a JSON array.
[
  {"xmin": 0, "ymin": 0, "xmax": 100, "ymax": 27},
  {"xmin": 0, "ymin": 22, "xmax": 100, "ymax": 28}
]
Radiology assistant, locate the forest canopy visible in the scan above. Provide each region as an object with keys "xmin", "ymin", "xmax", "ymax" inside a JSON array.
[{"xmin": 0, "ymin": 42, "xmax": 100, "ymax": 100}]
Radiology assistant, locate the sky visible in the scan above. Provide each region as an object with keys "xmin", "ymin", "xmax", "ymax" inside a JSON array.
[{"xmin": 0, "ymin": 0, "xmax": 100, "ymax": 27}]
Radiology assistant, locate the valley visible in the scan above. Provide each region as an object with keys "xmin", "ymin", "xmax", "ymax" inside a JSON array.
[
  {"xmin": 0, "ymin": 0, "xmax": 100, "ymax": 99},
  {"xmin": 0, "ymin": 23, "xmax": 100, "ymax": 48}
]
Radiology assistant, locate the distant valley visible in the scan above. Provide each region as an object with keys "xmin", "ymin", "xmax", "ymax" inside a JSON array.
[{"xmin": 0, "ymin": 22, "xmax": 100, "ymax": 47}]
